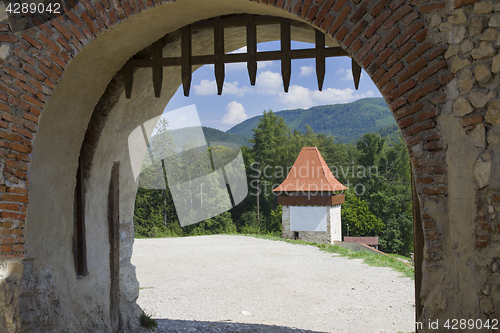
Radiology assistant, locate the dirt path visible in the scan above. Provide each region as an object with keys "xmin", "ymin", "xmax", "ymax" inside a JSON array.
[{"xmin": 132, "ymin": 235, "xmax": 415, "ymax": 332}]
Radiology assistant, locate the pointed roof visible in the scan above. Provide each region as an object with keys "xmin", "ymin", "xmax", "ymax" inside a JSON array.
[{"xmin": 273, "ymin": 147, "xmax": 348, "ymax": 193}]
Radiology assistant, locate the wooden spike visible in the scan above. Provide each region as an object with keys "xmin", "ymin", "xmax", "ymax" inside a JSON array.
[
  {"xmin": 352, "ymin": 58, "xmax": 362, "ymax": 90},
  {"xmin": 281, "ymin": 19, "xmax": 291, "ymax": 93},
  {"xmin": 181, "ymin": 25, "xmax": 192, "ymax": 97},
  {"xmin": 214, "ymin": 17, "xmax": 225, "ymax": 95},
  {"xmin": 152, "ymin": 40, "xmax": 163, "ymax": 98},
  {"xmin": 122, "ymin": 62, "xmax": 133, "ymax": 99},
  {"xmin": 315, "ymin": 29, "xmax": 325, "ymax": 91},
  {"xmin": 246, "ymin": 14, "xmax": 257, "ymax": 86}
]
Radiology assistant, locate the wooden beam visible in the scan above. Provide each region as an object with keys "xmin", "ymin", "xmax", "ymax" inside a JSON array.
[
  {"xmin": 246, "ymin": 14, "xmax": 257, "ymax": 86},
  {"xmin": 122, "ymin": 62, "xmax": 133, "ymax": 99},
  {"xmin": 352, "ymin": 58, "xmax": 362, "ymax": 90},
  {"xmin": 152, "ymin": 39, "xmax": 163, "ymax": 98},
  {"xmin": 214, "ymin": 17, "xmax": 225, "ymax": 95},
  {"xmin": 281, "ymin": 19, "xmax": 291, "ymax": 93},
  {"xmin": 412, "ymin": 166, "xmax": 423, "ymax": 328},
  {"xmin": 315, "ymin": 29, "xmax": 325, "ymax": 91},
  {"xmin": 74, "ymin": 153, "xmax": 87, "ymax": 277},
  {"xmin": 181, "ymin": 25, "xmax": 192, "ymax": 97},
  {"xmin": 108, "ymin": 162, "xmax": 120, "ymax": 332}
]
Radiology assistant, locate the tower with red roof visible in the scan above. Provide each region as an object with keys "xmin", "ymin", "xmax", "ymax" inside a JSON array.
[{"xmin": 273, "ymin": 147, "xmax": 347, "ymax": 243}]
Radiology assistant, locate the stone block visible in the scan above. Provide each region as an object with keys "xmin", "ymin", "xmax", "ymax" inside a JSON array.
[
  {"xmin": 486, "ymin": 99, "xmax": 500, "ymax": 124},
  {"xmin": 480, "ymin": 28, "xmax": 499, "ymax": 41},
  {"xmin": 471, "ymin": 42, "xmax": 496, "ymax": 59},
  {"xmin": 474, "ymin": 153, "xmax": 492, "ymax": 189},
  {"xmin": 453, "ymin": 97, "xmax": 474, "ymax": 116},
  {"xmin": 475, "ymin": 1, "xmax": 494, "ymax": 14},
  {"xmin": 469, "ymin": 123, "xmax": 486, "ymax": 148},
  {"xmin": 445, "ymin": 44, "xmax": 460, "ymax": 59},
  {"xmin": 469, "ymin": 17, "xmax": 485, "ymax": 36},
  {"xmin": 490, "ymin": 14, "xmax": 500, "ymax": 27},
  {"xmin": 457, "ymin": 68, "xmax": 475, "ymax": 94},
  {"xmin": 460, "ymin": 39, "xmax": 474, "ymax": 54},
  {"xmin": 451, "ymin": 56, "xmax": 471, "ymax": 73},
  {"xmin": 449, "ymin": 9, "xmax": 467, "ymax": 24},
  {"xmin": 475, "ymin": 64, "xmax": 492, "ymax": 85},
  {"xmin": 492, "ymin": 54, "xmax": 500, "ymax": 73},
  {"xmin": 449, "ymin": 25, "xmax": 467, "ymax": 44},
  {"xmin": 468, "ymin": 89, "xmax": 494, "ymax": 108}
]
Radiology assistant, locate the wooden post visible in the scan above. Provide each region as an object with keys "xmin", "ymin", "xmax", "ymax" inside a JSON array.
[
  {"xmin": 74, "ymin": 153, "xmax": 87, "ymax": 277},
  {"xmin": 181, "ymin": 25, "xmax": 192, "ymax": 97},
  {"xmin": 315, "ymin": 29, "xmax": 325, "ymax": 91},
  {"xmin": 246, "ymin": 14, "xmax": 257, "ymax": 86},
  {"xmin": 152, "ymin": 39, "xmax": 163, "ymax": 98},
  {"xmin": 122, "ymin": 62, "xmax": 133, "ymax": 99},
  {"xmin": 280, "ymin": 19, "xmax": 291, "ymax": 93},
  {"xmin": 108, "ymin": 162, "xmax": 120, "ymax": 331},
  {"xmin": 214, "ymin": 17, "xmax": 225, "ymax": 95},
  {"xmin": 352, "ymin": 58, "xmax": 362, "ymax": 90},
  {"xmin": 412, "ymin": 165, "xmax": 423, "ymax": 331}
]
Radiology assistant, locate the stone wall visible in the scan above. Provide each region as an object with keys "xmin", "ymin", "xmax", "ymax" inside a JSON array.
[
  {"xmin": 282, "ymin": 205, "xmax": 341, "ymax": 244},
  {"xmin": 0, "ymin": 0, "xmax": 498, "ymax": 331}
]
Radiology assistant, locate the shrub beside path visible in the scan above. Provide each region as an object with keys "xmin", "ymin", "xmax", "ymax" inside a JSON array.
[{"xmin": 132, "ymin": 235, "xmax": 415, "ymax": 333}]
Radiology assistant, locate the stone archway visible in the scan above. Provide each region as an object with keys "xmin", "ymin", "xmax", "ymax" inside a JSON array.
[{"xmin": 0, "ymin": 0, "xmax": 498, "ymax": 332}]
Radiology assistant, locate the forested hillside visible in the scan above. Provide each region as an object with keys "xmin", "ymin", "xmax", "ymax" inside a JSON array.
[
  {"xmin": 227, "ymin": 97, "xmax": 395, "ymax": 143},
  {"xmin": 134, "ymin": 110, "xmax": 413, "ymax": 256}
]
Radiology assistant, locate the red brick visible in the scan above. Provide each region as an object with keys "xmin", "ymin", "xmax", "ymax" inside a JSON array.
[
  {"xmin": 454, "ymin": 0, "xmax": 480, "ymax": 8},
  {"xmin": 425, "ymin": 229, "xmax": 441, "ymax": 240},
  {"xmin": 320, "ymin": 15, "xmax": 334, "ymax": 31},
  {"xmin": 51, "ymin": 20, "xmax": 72, "ymax": 40},
  {"xmin": 387, "ymin": 79, "xmax": 416, "ymax": 102},
  {"xmin": 414, "ymin": 28, "xmax": 428, "ymax": 43},
  {"xmin": 0, "ymin": 34, "xmax": 18, "ymax": 43},
  {"xmin": 0, "ymin": 24, "xmax": 9, "ymax": 32},
  {"xmin": 5, "ymin": 160, "xmax": 27, "ymax": 171},
  {"xmin": 11, "ymin": 244, "xmax": 23, "ymax": 252},
  {"xmin": 67, "ymin": 23, "xmax": 87, "ymax": 44},
  {"xmin": 377, "ymin": 62, "xmax": 403, "ymax": 87},
  {"xmin": 423, "ymin": 219, "xmax": 436, "ymax": 229},
  {"xmin": 396, "ymin": 21, "xmax": 425, "ymax": 47},
  {"xmin": 384, "ymin": 5, "xmax": 412, "ymax": 29},
  {"xmin": 361, "ymin": 53, "xmax": 376, "ymax": 68},
  {"xmin": 9, "ymin": 97, "xmax": 30, "ymax": 110},
  {"xmin": 368, "ymin": 47, "xmax": 394, "ymax": 73},
  {"xmin": 39, "ymin": 64, "xmax": 60, "ymax": 82},
  {"xmin": 0, "ymin": 211, "xmax": 25, "ymax": 220},
  {"xmin": 123, "ymin": 1, "xmax": 134, "ymax": 16},
  {"xmin": 335, "ymin": 26, "xmax": 349, "ymax": 42},
  {"xmin": 329, "ymin": 6, "xmax": 351, "ymax": 35},
  {"xmin": 351, "ymin": 40, "xmax": 363, "ymax": 53},
  {"xmin": 332, "ymin": 0, "xmax": 346, "ymax": 12},
  {"xmin": 1, "ymin": 194, "xmax": 28, "ymax": 203},
  {"xmin": 314, "ymin": 0, "xmax": 334, "ymax": 27},
  {"xmin": 398, "ymin": 116, "xmax": 416, "ymax": 129},
  {"xmin": 398, "ymin": 57, "xmax": 427, "ymax": 83},
  {"xmin": 417, "ymin": 60, "xmax": 447, "ymax": 83},
  {"xmin": 407, "ymin": 82, "xmax": 439, "ymax": 103},
  {"xmin": 9, "ymin": 142, "xmax": 31, "ymax": 154},
  {"xmin": 38, "ymin": 33, "xmax": 60, "ymax": 53},
  {"xmin": 15, "ymin": 81, "xmax": 36, "ymax": 95},
  {"xmin": 422, "ymin": 186, "xmax": 447, "ymax": 196},
  {"xmin": 390, "ymin": 0, "xmax": 405, "ymax": 9},
  {"xmin": 404, "ymin": 11, "xmax": 419, "ymax": 25},
  {"xmin": 2, "ymin": 222, "xmax": 13, "ymax": 228},
  {"xmin": 357, "ymin": 35, "xmax": 381, "ymax": 61},
  {"xmin": 461, "ymin": 115, "xmax": 483, "ymax": 127},
  {"xmin": 390, "ymin": 98, "xmax": 407, "ymax": 111},
  {"xmin": 306, "ymin": 5, "xmax": 319, "ymax": 20},
  {"xmin": 381, "ymin": 80, "xmax": 397, "ymax": 96},
  {"xmin": 22, "ymin": 33, "xmax": 43, "ymax": 49},
  {"xmin": 387, "ymin": 41, "xmax": 415, "ymax": 67},
  {"xmin": 376, "ymin": 26, "xmax": 400, "ymax": 53},
  {"xmin": 418, "ymin": 109, "xmax": 438, "ymax": 121},
  {"xmin": 350, "ymin": 1, "xmax": 368, "ymax": 22},
  {"xmin": 94, "ymin": 3, "xmax": 111, "ymax": 28},
  {"xmin": 365, "ymin": 9, "xmax": 391, "ymax": 38},
  {"xmin": 0, "ymin": 245, "xmax": 12, "ymax": 253},
  {"xmin": 0, "ymin": 203, "xmax": 19, "ymax": 211},
  {"xmin": 439, "ymin": 73, "xmax": 454, "ymax": 86},
  {"xmin": 371, "ymin": 0, "xmax": 391, "ymax": 16},
  {"xmin": 23, "ymin": 65, "xmax": 45, "ymax": 82},
  {"xmin": 420, "ymin": 2, "xmax": 446, "ymax": 14}
]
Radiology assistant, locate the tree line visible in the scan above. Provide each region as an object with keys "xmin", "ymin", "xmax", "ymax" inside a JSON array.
[{"xmin": 133, "ymin": 110, "xmax": 414, "ymax": 255}]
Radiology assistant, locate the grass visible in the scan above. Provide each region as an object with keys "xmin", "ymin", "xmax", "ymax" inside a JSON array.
[
  {"xmin": 139, "ymin": 311, "xmax": 158, "ymax": 331},
  {"xmin": 249, "ymin": 234, "xmax": 415, "ymax": 280}
]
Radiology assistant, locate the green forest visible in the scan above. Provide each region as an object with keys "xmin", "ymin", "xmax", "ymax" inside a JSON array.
[{"xmin": 134, "ymin": 110, "xmax": 414, "ymax": 256}]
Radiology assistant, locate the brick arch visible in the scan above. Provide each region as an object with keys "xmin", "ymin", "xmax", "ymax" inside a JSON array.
[{"xmin": 0, "ymin": 0, "xmax": 479, "ymax": 331}]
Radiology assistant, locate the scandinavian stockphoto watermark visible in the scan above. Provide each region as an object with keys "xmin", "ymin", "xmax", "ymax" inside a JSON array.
[
  {"xmin": 128, "ymin": 105, "xmax": 248, "ymax": 227},
  {"xmin": 248, "ymin": 162, "xmax": 378, "ymax": 197}
]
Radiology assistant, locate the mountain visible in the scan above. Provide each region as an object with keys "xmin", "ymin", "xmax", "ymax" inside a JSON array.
[
  {"xmin": 226, "ymin": 97, "xmax": 396, "ymax": 143},
  {"xmin": 202, "ymin": 127, "xmax": 252, "ymax": 147}
]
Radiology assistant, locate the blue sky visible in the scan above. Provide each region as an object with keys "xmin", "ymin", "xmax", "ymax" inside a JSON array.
[{"xmin": 163, "ymin": 41, "xmax": 383, "ymax": 132}]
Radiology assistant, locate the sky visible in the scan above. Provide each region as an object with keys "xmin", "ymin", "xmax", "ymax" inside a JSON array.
[{"xmin": 162, "ymin": 41, "xmax": 383, "ymax": 132}]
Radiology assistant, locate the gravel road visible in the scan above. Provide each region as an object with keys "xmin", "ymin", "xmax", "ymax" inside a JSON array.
[{"xmin": 132, "ymin": 235, "xmax": 415, "ymax": 333}]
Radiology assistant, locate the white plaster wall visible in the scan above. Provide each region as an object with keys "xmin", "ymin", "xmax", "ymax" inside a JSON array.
[{"xmin": 330, "ymin": 205, "xmax": 342, "ymax": 242}]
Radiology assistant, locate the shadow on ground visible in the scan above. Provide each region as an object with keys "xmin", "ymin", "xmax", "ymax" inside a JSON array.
[{"xmin": 152, "ymin": 318, "xmax": 328, "ymax": 332}]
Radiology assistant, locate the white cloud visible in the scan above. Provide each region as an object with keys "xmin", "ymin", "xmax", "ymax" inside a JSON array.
[
  {"xmin": 193, "ymin": 79, "xmax": 249, "ymax": 96},
  {"xmin": 300, "ymin": 65, "xmax": 314, "ymax": 77},
  {"xmin": 222, "ymin": 101, "xmax": 248, "ymax": 125},
  {"xmin": 255, "ymin": 71, "xmax": 282, "ymax": 95},
  {"xmin": 278, "ymin": 85, "xmax": 375, "ymax": 109},
  {"xmin": 336, "ymin": 67, "xmax": 365, "ymax": 82}
]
